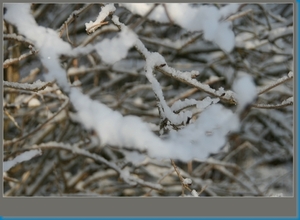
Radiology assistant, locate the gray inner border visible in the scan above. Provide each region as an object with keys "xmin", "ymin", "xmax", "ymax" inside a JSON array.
[{"xmin": 0, "ymin": 0, "xmax": 297, "ymax": 217}]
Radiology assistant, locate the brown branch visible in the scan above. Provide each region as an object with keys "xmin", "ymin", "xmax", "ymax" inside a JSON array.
[
  {"xmin": 4, "ymin": 94, "xmax": 69, "ymax": 147},
  {"xmin": 3, "ymin": 49, "xmax": 38, "ymax": 68},
  {"xmin": 4, "ymin": 33, "xmax": 35, "ymax": 46}
]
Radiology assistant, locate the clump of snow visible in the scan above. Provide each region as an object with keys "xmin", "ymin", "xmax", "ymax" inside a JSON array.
[
  {"xmin": 95, "ymin": 28, "xmax": 137, "ymax": 64},
  {"xmin": 121, "ymin": 151, "xmax": 147, "ymax": 166},
  {"xmin": 166, "ymin": 103, "xmax": 239, "ymax": 161},
  {"xmin": 183, "ymin": 178, "xmax": 192, "ymax": 185},
  {"xmin": 145, "ymin": 52, "xmax": 166, "ymax": 68},
  {"xmin": 191, "ymin": 189, "xmax": 199, "ymax": 197},
  {"xmin": 233, "ymin": 75, "xmax": 257, "ymax": 110},
  {"xmin": 288, "ymin": 71, "xmax": 293, "ymax": 78},
  {"xmin": 69, "ymin": 87, "xmax": 166, "ymax": 150},
  {"xmin": 213, "ymin": 22, "xmax": 235, "ymax": 53}
]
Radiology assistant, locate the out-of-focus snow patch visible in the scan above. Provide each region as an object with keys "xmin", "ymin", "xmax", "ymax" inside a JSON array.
[
  {"xmin": 191, "ymin": 189, "xmax": 199, "ymax": 197},
  {"xmin": 233, "ymin": 75, "xmax": 257, "ymax": 110},
  {"xmin": 95, "ymin": 26, "xmax": 137, "ymax": 64},
  {"xmin": 120, "ymin": 3, "xmax": 239, "ymax": 52},
  {"xmin": 183, "ymin": 178, "xmax": 192, "ymax": 185},
  {"xmin": 219, "ymin": 3, "xmax": 240, "ymax": 18}
]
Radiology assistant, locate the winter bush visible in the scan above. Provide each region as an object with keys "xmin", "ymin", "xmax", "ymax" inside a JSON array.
[{"xmin": 3, "ymin": 3, "xmax": 293, "ymax": 197}]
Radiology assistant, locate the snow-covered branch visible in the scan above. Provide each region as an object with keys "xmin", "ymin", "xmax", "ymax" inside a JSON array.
[
  {"xmin": 4, "ymin": 149, "xmax": 42, "ymax": 172},
  {"xmin": 3, "ymin": 80, "xmax": 53, "ymax": 92}
]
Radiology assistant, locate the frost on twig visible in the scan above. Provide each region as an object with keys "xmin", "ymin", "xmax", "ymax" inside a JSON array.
[
  {"xmin": 3, "ymin": 80, "xmax": 53, "ymax": 92},
  {"xmin": 258, "ymin": 71, "xmax": 293, "ymax": 95},
  {"xmin": 252, "ymin": 97, "xmax": 293, "ymax": 109},
  {"xmin": 3, "ymin": 48, "xmax": 38, "ymax": 68},
  {"xmin": 4, "ymin": 149, "xmax": 42, "ymax": 172},
  {"xmin": 4, "ymin": 33, "xmax": 34, "ymax": 46}
]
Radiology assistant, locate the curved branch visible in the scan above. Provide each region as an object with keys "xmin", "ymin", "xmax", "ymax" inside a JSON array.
[{"xmin": 30, "ymin": 141, "xmax": 163, "ymax": 190}]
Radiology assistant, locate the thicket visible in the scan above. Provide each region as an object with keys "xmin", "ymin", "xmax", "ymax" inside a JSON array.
[{"xmin": 3, "ymin": 3, "xmax": 293, "ymax": 197}]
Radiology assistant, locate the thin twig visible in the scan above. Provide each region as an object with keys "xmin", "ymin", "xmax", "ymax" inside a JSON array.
[
  {"xmin": 4, "ymin": 33, "xmax": 34, "ymax": 46},
  {"xmin": 30, "ymin": 142, "xmax": 164, "ymax": 191},
  {"xmin": 252, "ymin": 98, "xmax": 293, "ymax": 109},
  {"xmin": 58, "ymin": 4, "xmax": 93, "ymax": 37},
  {"xmin": 4, "ymin": 94, "xmax": 69, "ymax": 147},
  {"xmin": 226, "ymin": 9, "xmax": 253, "ymax": 22},
  {"xmin": 258, "ymin": 72, "xmax": 293, "ymax": 95},
  {"xmin": 3, "ymin": 80, "xmax": 54, "ymax": 92},
  {"xmin": 171, "ymin": 159, "xmax": 192, "ymax": 195},
  {"xmin": 3, "ymin": 50, "xmax": 38, "ymax": 68}
]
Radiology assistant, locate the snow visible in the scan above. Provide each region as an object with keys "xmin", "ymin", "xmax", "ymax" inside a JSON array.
[
  {"xmin": 233, "ymin": 75, "xmax": 257, "ymax": 110},
  {"xmin": 4, "ymin": 3, "xmax": 71, "ymax": 90},
  {"xmin": 120, "ymin": 3, "xmax": 168, "ymax": 23},
  {"xmin": 281, "ymin": 97, "xmax": 293, "ymax": 105},
  {"xmin": 166, "ymin": 103, "xmax": 240, "ymax": 161},
  {"xmin": 95, "ymin": 28, "xmax": 137, "ymax": 64},
  {"xmin": 219, "ymin": 3, "xmax": 240, "ymax": 18},
  {"xmin": 85, "ymin": 3, "xmax": 116, "ymax": 33},
  {"xmin": 69, "ymin": 76, "xmax": 245, "ymax": 162},
  {"xmin": 171, "ymin": 97, "xmax": 219, "ymax": 112},
  {"xmin": 214, "ymin": 22, "xmax": 235, "ymax": 53},
  {"xmin": 4, "ymin": 149, "xmax": 42, "ymax": 172},
  {"xmin": 183, "ymin": 178, "xmax": 192, "ymax": 185},
  {"xmin": 288, "ymin": 71, "xmax": 293, "ymax": 78},
  {"xmin": 121, "ymin": 151, "xmax": 147, "ymax": 166},
  {"xmin": 120, "ymin": 3, "xmax": 239, "ymax": 52},
  {"xmin": 144, "ymin": 52, "xmax": 193, "ymax": 125},
  {"xmin": 69, "ymin": 87, "xmax": 166, "ymax": 150},
  {"xmin": 191, "ymin": 189, "xmax": 199, "ymax": 197}
]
